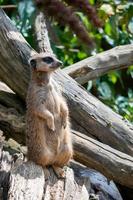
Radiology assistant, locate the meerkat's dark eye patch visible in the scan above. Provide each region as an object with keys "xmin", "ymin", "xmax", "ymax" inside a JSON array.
[
  {"xmin": 30, "ymin": 59, "xmax": 36, "ymax": 69},
  {"xmin": 42, "ymin": 57, "xmax": 54, "ymax": 64}
]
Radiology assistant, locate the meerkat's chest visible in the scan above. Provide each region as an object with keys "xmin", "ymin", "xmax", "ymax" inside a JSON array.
[{"xmin": 38, "ymin": 87, "xmax": 60, "ymax": 114}]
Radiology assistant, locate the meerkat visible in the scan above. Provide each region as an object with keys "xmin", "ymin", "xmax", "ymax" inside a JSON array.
[{"xmin": 26, "ymin": 52, "xmax": 73, "ymax": 178}]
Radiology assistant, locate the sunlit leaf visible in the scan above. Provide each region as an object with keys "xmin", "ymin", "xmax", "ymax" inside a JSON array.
[
  {"xmin": 127, "ymin": 65, "xmax": 133, "ymax": 78},
  {"xmin": 87, "ymin": 81, "xmax": 93, "ymax": 91},
  {"xmin": 108, "ymin": 71, "xmax": 118, "ymax": 84},
  {"xmin": 128, "ymin": 18, "xmax": 133, "ymax": 34},
  {"xmin": 100, "ymin": 4, "xmax": 114, "ymax": 16},
  {"xmin": 105, "ymin": 22, "xmax": 112, "ymax": 35}
]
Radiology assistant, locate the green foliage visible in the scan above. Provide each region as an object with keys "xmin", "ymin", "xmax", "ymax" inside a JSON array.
[
  {"xmin": 6, "ymin": 0, "xmax": 36, "ymax": 47},
  {"xmin": 0, "ymin": 0, "xmax": 133, "ymax": 122},
  {"xmin": 96, "ymin": 81, "xmax": 133, "ymax": 122}
]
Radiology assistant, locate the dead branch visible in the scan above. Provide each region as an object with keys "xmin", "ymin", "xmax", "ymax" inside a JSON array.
[{"xmin": 63, "ymin": 45, "xmax": 133, "ymax": 84}]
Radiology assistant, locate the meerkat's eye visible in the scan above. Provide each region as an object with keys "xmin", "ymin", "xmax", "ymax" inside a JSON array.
[
  {"xmin": 30, "ymin": 59, "xmax": 36, "ymax": 69},
  {"xmin": 42, "ymin": 57, "xmax": 54, "ymax": 64}
]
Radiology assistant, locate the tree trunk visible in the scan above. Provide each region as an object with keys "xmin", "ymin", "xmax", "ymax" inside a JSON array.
[{"xmin": 0, "ymin": 9, "xmax": 133, "ymax": 157}]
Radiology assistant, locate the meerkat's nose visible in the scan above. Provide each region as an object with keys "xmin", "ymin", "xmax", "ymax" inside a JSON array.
[
  {"xmin": 30, "ymin": 59, "xmax": 37, "ymax": 69},
  {"xmin": 56, "ymin": 60, "xmax": 63, "ymax": 67}
]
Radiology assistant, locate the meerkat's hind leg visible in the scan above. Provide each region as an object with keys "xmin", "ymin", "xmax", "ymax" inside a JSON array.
[{"xmin": 52, "ymin": 165, "xmax": 66, "ymax": 179}]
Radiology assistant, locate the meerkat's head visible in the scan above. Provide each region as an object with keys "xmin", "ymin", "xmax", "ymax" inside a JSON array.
[{"xmin": 29, "ymin": 53, "xmax": 62, "ymax": 73}]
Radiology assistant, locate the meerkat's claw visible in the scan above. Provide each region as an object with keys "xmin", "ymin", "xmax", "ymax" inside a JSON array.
[
  {"xmin": 63, "ymin": 122, "xmax": 67, "ymax": 129},
  {"xmin": 50, "ymin": 126, "xmax": 55, "ymax": 132},
  {"xmin": 61, "ymin": 118, "xmax": 67, "ymax": 129},
  {"xmin": 47, "ymin": 120, "xmax": 55, "ymax": 131},
  {"xmin": 52, "ymin": 165, "xmax": 66, "ymax": 179}
]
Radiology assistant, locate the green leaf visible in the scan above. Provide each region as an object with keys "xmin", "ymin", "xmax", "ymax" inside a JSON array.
[
  {"xmin": 98, "ymin": 82, "xmax": 112, "ymax": 99},
  {"xmin": 108, "ymin": 71, "xmax": 118, "ymax": 84},
  {"xmin": 77, "ymin": 51, "xmax": 87, "ymax": 59},
  {"xmin": 128, "ymin": 89, "xmax": 133, "ymax": 98},
  {"xmin": 128, "ymin": 18, "xmax": 133, "ymax": 34},
  {"xmin": 127, "ymin": 66, "xmax": 133, "ymax": 78},
  {"xmin": 105, "ymin": 22, "xmax": 112, "ymax": 35},
  {"xmin": 87, "ymin": 81, "xmax": 93, "ymax": 91}
]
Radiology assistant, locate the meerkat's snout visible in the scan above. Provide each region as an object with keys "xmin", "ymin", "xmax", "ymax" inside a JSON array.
[{"xmin": 51, "ymin": 59, "xmax": 63, "ymax": 69}]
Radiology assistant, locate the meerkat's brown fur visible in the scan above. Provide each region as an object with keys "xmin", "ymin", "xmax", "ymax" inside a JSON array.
[{"xmin": 26, "ymin": 52, "xmax": 73, "ymax": 177}]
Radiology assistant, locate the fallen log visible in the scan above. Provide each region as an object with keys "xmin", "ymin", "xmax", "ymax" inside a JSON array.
[
  {"xmin": 0, "ymin": 9, "xmax": 133, "ymax": 156},
  {"xmin": 72, "ymin": 130, "xmax": 133, "ymax": 188},
  {"xmin": 63, "ymin": 45, "xmax": 133, "ymax": 84},
  {"xmin": 0, "ymin": 81, "xmax": 25, "ymax": 114},
  {"xmin": 0, "ymin": 104, "xmax": 25, "ymax": 144}
]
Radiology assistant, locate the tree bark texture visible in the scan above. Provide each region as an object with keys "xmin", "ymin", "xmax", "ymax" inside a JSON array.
[
  {"xmin": 73, "ymin": 130, "xmax": 133, "ymax": 188},
  {"xmin": 8, "ymin": 162, "xmax": 91, "ymax": 200},
  {"xmin": 0, "ymin": 9, "xmax": 133, "ymax": 157}
]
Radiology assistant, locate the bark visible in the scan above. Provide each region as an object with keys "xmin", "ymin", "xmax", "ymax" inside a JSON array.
[
  {"xmin": 8, "ymin": 162, "xmax": 91, "ymax": 200},
  {"xmin": 0, "ymin": 131, "xmax": 10, "ymax": 200},
  {"xmin": 0, "ymin": 91, "xmax": 24, "ymax": 114},
  {"xmin": 0, "ymin": 9, "xmax": 133, "ymax": 156},
  {"xmin": 73, "ymin": 130, "xmax": 133, "ymax": 189},
  {"xmin": 0, "ymin": 82, "xmax": 25, "ymax": 140},
  {"xmin": 0, "ymin": 5, "xmax": 17, "ymax": 10},
  {"xmin": 0, "ymin": 104, "xmax": 25, "ymax": 144},
  {"xmin": 35, "ymin": 11, "xmax": 53, "ymax": 54},
  {"xmin": 63, "ymin": 44, "xmax": 133, "ymax": 84},
  {"xmin": 8, "ymin": 162, "xmax": 45, "ymax": 200},
  {"xmin": 0, "ymin": 9, "xmax": 34, "ymax": 99},
  {"xmin": 0, "ymin": 81, "xmax": 25, "ymax": 114}
]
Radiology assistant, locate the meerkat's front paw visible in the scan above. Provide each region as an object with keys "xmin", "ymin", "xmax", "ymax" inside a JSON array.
[
  {"xmin": 47, "ymin": 119, "xmax": 55, "ymax": 131},
  {"xmin": 60, "ymin": 106, "xmax": 68, "ymax": 129}
]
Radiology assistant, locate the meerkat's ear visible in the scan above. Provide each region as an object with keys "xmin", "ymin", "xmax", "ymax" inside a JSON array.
[{"xmin": 29, "ymin": 59, "xmax": 37, "ymax": 70}]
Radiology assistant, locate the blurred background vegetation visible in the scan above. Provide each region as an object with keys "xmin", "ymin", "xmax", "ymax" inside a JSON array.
[{"xmin": 0, "ymin": 0, "xmax": 133, "ymax": 122}]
